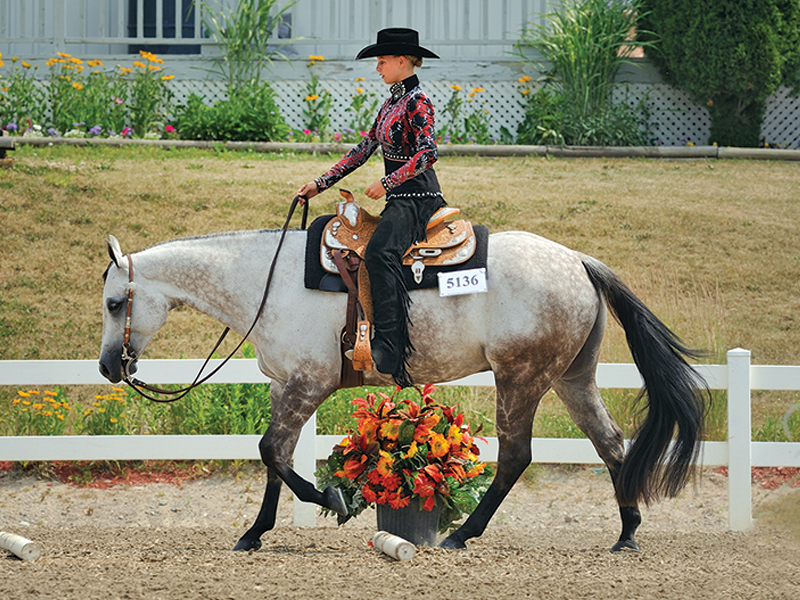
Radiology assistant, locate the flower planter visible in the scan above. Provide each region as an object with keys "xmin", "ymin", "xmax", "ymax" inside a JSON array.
[{"xmin": 376, "ymin": 500, "xmax": 441, "ymax": 546}]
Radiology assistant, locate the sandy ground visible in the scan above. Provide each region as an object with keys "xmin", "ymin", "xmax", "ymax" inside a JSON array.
[{"xmin": 1, "ymin": 465, "xmax": 798, "ymax": 600}]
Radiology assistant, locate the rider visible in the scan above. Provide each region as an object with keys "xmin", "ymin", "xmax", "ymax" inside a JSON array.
[{"xmin": 297, "ymin": 28, "xmax": 445, "ymax": 388}]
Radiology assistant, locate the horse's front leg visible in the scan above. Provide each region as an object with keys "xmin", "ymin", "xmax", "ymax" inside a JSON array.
[
  {"xmin": 233, "ymin": 376, "xmax": 345, "ymax": 552},
  {"xmin": 233, "ymin": 469, "xmax": 283, "ymax": 551}
]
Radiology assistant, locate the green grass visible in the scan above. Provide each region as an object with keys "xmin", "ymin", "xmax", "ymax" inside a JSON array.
[{"xmin": 1, "ymin": 145, "xmax": 799, "ymax": 442}]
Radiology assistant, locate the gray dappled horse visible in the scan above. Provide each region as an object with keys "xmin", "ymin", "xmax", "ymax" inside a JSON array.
[{"xmin": 99, "ymin": 228, "xmax": 708, "ymax": 552}]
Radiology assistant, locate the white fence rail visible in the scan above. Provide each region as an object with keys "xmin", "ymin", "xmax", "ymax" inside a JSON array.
[{"xmin": 2, "ymin": 349, "xmax": 799, "ymax": 530}]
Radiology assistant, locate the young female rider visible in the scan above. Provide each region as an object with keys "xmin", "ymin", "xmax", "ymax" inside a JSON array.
[{"xmin": 297, "ymin": 28, "xmax": 445, "ymax": 388}]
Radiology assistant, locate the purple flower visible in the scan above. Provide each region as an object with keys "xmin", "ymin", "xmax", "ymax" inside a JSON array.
[
  {"xmin": 47, "ymin": 128, "xmax": 61, "ymax": 138},
  {"xmin": 88, "ymin": 125, "xmax": 102, "ymax": 136},
  {"xmin": 4, "ymin": 122, "xmax": 17, "ymax": 132}
]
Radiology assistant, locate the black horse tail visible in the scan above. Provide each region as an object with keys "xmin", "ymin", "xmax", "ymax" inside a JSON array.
[{"xmin": 581, "ymin": 256, "xmax": 710, "ymax": 506}]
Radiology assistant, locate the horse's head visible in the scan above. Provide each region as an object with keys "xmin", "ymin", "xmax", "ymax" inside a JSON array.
[{"xmin": 99, "ymin": 235, "xmax": 170, "ymax": 383}]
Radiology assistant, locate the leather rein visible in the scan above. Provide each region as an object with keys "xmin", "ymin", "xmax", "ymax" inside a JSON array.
[{"xmin": 121, "ymin": 195, "xmax": 309, "ymax": 403}]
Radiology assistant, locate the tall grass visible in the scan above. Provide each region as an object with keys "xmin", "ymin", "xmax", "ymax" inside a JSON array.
[
  {"xmin": 520, "ymin": 0, "xmax": 653, "ymax": 118},
  {"xmin": 197, "ymin": 0, "xmax": 295, "ymax": 88},
  {"xmin": 517, "ymin": 0, "xmax": 655, "ymax": 145}
]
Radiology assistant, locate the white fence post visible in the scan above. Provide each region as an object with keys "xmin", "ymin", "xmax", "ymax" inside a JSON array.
[
  {"xmin": 292, "ymin": 413, "xmax": 317, "ymax": 527},
  {"xmin": 727, "ymin": 348, "xmax": 753, "ymax": 531}
]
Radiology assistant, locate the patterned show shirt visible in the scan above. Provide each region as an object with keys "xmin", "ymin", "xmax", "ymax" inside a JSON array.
[{"xmin": 315, "ymin": 75, "xmax": 441, "ymax": 198}]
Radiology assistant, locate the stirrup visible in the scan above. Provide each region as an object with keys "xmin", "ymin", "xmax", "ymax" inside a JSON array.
[{"xmin": 346, "ymin": 320, "xmax": 373, "ymax": 371}]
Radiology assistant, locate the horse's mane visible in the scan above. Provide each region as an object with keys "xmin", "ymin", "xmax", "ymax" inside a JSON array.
[{"xmin": 133, "ymin": 227, "xmax": 290, "ymax": 254}]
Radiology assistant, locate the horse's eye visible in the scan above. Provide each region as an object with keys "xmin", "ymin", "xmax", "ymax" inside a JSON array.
[{"xmin": 106, "ymin": 299, "xmax": 123, "ymax": 313}]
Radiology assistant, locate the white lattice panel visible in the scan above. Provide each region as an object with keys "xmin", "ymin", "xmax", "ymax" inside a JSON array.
[
  {"xmin": 763, "ymin": 86, "xmax": 800, "ymax": 149},
  {"xmin": 167, "ymin": 79, "xmax": 798, "ymax": 147}
]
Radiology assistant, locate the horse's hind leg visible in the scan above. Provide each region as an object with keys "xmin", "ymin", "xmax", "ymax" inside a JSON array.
[
  {"xmin": 440, "ymin": 371, "xmax": 550, "ymax": 550},
  {"xmin": 553, "ymin": 362, "xmax": 642, "ymax": 552}
]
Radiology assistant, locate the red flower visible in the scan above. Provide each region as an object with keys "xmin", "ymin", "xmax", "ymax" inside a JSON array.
[
  {"xmin": 422, "ymin": 495, "xmax": 437, "ymax": 511},
  {"xmin": 413, "ymin": 473, "xmax": 436, "ymax": 498},
  {"xmin": 381, "ymin": 472, "xmax": 402, "ymax": 492},
  {"xmin": 387, "ymin": 490, "xmax": 410, "ymax": 509},
  {"xmin": 362, "ymin": 483, "xmax": 378, "ymax": 503}
]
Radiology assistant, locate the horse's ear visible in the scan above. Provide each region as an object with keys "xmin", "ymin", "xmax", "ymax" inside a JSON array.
[{"xmin": 106, "ymin": 235, "xmax": 125, "ymax": 268}]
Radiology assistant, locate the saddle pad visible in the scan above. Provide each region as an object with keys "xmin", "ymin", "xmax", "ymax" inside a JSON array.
[{"xmin": 304, "ymin": 215, "xmax": 490, "ymax": 292}]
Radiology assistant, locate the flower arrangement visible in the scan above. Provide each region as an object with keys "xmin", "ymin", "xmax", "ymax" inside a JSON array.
[{"xmin": 316, "ymin": 385, "xmax": 493, "ymax": 533}]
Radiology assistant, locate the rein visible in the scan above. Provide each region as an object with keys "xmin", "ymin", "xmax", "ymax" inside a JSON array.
[{"xmin": 122, "ymin": 195, "xmax": 309, "ymax": 403}]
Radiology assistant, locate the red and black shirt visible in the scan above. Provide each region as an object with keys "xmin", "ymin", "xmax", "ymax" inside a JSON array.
[{"xmin": 315, "ymin": 75, "xmax": 442, "ymax": 200}]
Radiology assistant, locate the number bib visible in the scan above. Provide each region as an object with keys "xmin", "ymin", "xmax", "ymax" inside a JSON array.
[{"xmin": 437, "ymin": 268, "xmax": 488, "ymax": 297}]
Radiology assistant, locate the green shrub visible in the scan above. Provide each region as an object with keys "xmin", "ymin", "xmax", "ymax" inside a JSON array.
[
  {"xmin": 639, "ymin": 0, "xmax": 800, "ymax": 147},
  {"xmin": 175, "ymin": 84, "xmax": 289, "ymax": 142}
]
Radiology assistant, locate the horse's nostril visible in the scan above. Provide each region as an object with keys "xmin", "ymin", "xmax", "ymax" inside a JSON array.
[{"xmin": 99, "ymin": 362, "xmax": 110, "ymax": 378}]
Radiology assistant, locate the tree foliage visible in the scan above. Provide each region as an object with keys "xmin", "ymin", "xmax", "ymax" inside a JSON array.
[{"xmin": 639, "ymin": 0, "xmax": 800, "ymax": 147}]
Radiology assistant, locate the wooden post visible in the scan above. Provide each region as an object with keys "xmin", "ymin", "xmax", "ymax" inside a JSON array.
[
  {"xmin": 727, "ymin": 348, "xmax": 753, "ymax": 531},
  {"xmin": 0, "ymin": 134, "xmax": 15, "ymax": 167},
  {"xmin": 292, "ymin": 414, "xmax": 317, "ymax": 527}
]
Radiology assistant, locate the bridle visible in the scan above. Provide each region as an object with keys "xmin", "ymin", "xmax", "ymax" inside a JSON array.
[{"xmin": 120, "ymin": 195, "xmax": 308, "ymax": 403}]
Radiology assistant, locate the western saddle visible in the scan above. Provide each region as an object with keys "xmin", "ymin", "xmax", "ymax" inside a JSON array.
[{"xmin": 319, "ymin": 189, "xmax": 476, "ymax": 385}]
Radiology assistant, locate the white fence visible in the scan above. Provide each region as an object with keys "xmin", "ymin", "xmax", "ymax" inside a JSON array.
[{"xmin": 1, "ymin": 348, "xmax": 799, "ymax": 531}]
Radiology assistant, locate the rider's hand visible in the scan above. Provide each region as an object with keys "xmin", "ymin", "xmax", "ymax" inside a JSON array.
[
  {"xmin": 365, "ymin": 179, "xmax": 386, "ymax": 200},
  {"xmin": 296, "ymin": 181, "xmax": 319, "ymax": 204}
]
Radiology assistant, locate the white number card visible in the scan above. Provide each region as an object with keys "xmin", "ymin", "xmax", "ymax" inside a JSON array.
[{"xmin": 438, "ymin": 268, "xmax": 488, "ymax": 297}]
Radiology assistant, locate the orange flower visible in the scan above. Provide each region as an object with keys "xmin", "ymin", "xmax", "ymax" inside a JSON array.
[
  {"xmin": 362, "ymin": 483, "xmax": 378, "ymax": 503},
  {"xmin": 429, "ymin": 432, "xmax": 450, "ymax": 458},
  {"xmin": 401, "ymin": 441, "xmax": 418, "ymax": 459},
  {"xmin": 387, "ymin": 490, "xmax": 410, "ymax": 509},
  {"xmin": 380, "ymin": 419, "xmax": 402, "ymax": 441},
  {"xmin": 447, "ymin": 424, "xmax": 463, "ymax": 447},
  {"xmin": 422, "ymin": 495, "xmax": 437, "ymax": 511},
  {"xmin": 381, "ymin": 472, "xmax": 401, "ymax": 492},
  {"xmin": 376, "ymin": 451, "xmax": 393, "ymax": 476}
]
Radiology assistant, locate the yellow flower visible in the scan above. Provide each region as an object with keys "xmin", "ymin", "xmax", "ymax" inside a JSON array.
[
  {"xmin": 518, "ymin": 75, "xmax": 532, "ymax": 83},
  {"xmin": 305, "ymin": 94, "xmax": 319, "ymax": 102},
  {"xmin": 133, "ymin": 61, "xmax": 146, "ymax": 69},
  {"xmin": 161, "ymin": 74, "xmax": 174, "ymax": 81},
  {"xmin": 42, "ymin": 411, "xmax": 53, "ymax": 417},
  {"xmin": 308, "ymin": 55, "xmax": 325, "ymax": 61},
  {"xmin": 110, "ymin": 418, "xmax": 119, "ymax": 423},
  {"xmin": 401, "ymin": 441, "xmax": 418, "ymax": 459},
  {"xmin": 56, "ymin": 414, "xmax": 65, "ymax": 421},
  {"xmin": 28, "ymin": 390, "xmax": 40, "ymax": 395},
  {"xmin": 11, "ymin": 56, "xmax": 18, "ymax": 63},
  {"xmin": 356, "ymin": 87, "xmax": 364, "ymax": 94},
  {"xmin": 112, "ymin": 387, "xmax": 125, "ymax": 392},
  {"xmin": 33, "ymin": 403, "xmax": 44, "ymax": 410},
  {"xmin": 429, "ymin": 432, "xmax": 450, "ymax": 458},
  {"xmin": 21, "ymin": 61, "xmax": 32, "ymax": 68},
  {"xmin": 148, "ymin": 64, "xmax": 161, "ymax": 71},
  {"xmin": 355, "ymin": 77, "xmax": 365, "ymax": 82},
  {"xmin": 450, "ymin": 84, "xmax": 462, "ymax": 91},
  {"xmin": 119, "ymin": 67, "xmax": 133, "ymax": 74},
  {"xmin": 57, "ymin": 51, "xmax": 72, "ymax": 58},
  {"xmin": 73, "ymin": 82, "xmax": 83, "ymax": 90},
  {"xmin": 687, "ymin": 141, "xmax": 695, "ymax": 147},
  {"xmin": 44, "ymin": 390, "xmax": 58, "ymax": 396},
  {"xmin": 68, "ymin": 57, "xmax": 83, "ymax": 64},
  {"xmin": 18, "ymin": 391, "xmax": 31, "ymax": 398},
  {"xmin": 471, "ymin": 87, "xmax": 485, "ymax": 93}
]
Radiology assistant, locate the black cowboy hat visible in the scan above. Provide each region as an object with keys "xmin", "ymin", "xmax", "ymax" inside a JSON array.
[{"xmin": 356, "ymin": 28, "xmax": 439, "ymax": 60}]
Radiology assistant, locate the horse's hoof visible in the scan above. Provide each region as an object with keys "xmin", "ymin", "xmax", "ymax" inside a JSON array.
[
  {"xmin": 324, "ymin": 485, "xmax": 348, "ymax": 516},
  {"xmin": 438, "ymin": 536, "xmax": 467, "ymax": 550},
  {"xmin": 610, "ymin": 539, "xmax": 641, "ymax": 553},
  {"xmin": 233, "ymin": 537, "xmax": 262, "ymax": 552}
]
